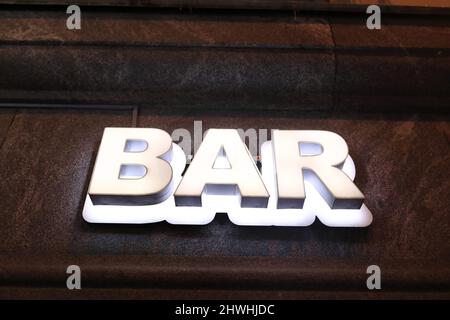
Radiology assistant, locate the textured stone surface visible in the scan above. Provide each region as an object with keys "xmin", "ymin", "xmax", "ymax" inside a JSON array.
[
  {"xmin": 330, "ymin": 15, "xmax": 450, "ymax": 49},
  {"xmin": 0, "ymin": 10, "xmax": 332, "ymax": 47},
  {"xmin": 0, "ymin": 109, "xmax": 15, "ymax": 143},
  {"xmin": 137, "ymin": 109, "xmax": 450, "ymax": 260},
  {"xmin": 0, "ymin": 46, "xmax": 334, "ymax": 110},
  {"xmin": 0, "ymin": 9, "xmax": 334, "ymax": 110},
  {"xmin": 329, "ymin": 14, "xmax": 450, "ymax": 111},
  {"xmin": 1, "ymin": 8, "xmax": 449, "ymax": 111},
  {"xmin": 0, "ymin": 8, "xmax": 450, "ymax": 112},
  {"xmin": 333, "ymin": 54, "xmax": 450, "ymax": 111},
  {"xmin": 0, "ymin": 108, "xmax": 131, "ymax": 254},
  {"xmin": 0, "ymin": 107, "xmax": 449, "ymax": 298}
]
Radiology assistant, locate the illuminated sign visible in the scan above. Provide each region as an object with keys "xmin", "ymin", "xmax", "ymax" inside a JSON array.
[{"xmin": 83, "ymin": 128, "xmax": 372, "ymax": 227}]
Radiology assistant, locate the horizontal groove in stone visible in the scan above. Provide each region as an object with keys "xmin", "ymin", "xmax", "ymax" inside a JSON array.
[
  {"xmin": 329, "ymin": 15, "xmax": 450, "ymax": 50},
  {"xmin": 0, "ymin": 10, "xmax": 332, "ymax": 47},
  {"xmin": 1, "ymin": 255, "xmax": 449, "ymax": 291}
]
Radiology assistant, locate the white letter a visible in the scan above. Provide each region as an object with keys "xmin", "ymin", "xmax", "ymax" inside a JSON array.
[{"xmin": 66, "ymin": 5, "xmax": 81, "ymax": 30}]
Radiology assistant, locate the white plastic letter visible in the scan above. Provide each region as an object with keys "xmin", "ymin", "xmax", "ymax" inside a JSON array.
[
  {"xmin": 273, "ymin": 130, "xmax": 365, "ymax": 209},
  {"xmin": 88, "ymin": 128, "xmax": 173, "ymax": 206},
  {"xmin": 174, "ymin": 129, "xmax": 269, "ymax": 208}
]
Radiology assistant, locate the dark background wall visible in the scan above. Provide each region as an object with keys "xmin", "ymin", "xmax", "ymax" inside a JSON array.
[
  {"xmin": 0, "ymin": 7, "xmax": 449, "ymax": 111},
  {"xmin": 0, "ymin": 5, "xmax": 449, "ymax": 299}
]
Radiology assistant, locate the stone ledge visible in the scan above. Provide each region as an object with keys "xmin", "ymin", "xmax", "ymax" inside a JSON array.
[{"xmin": 0, "ymin": 8, "xmax": 449, "ymax": 111}]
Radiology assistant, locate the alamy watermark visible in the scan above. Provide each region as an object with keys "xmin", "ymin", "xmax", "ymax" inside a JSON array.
[
  {"xmin": 171, "ymin": 120, "xmax": 269, "ymax": 164},
  {"xmin": 64, "ymin": 263, "xmax": 381, "ymax": 290},
  {"xmin": 66, "ymin": 265, "xmax": 81, "ymax": 289},
  {"xmin": 366, "ymin": 265, "xmax": 381, "ymax": 290},
  {"xmin": 66, "ymin": 5, "xmax": 81, "ymax": 30},
  {"xmin": 64, "ymin": 4, "xmax": 380, "ymax": 32},
  {"xmin": 366, "ymin": 5, "xmax": 381, "ymax": 30}
]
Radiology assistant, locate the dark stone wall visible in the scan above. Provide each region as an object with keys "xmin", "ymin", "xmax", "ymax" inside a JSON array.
[
  {"xmin": 0, "ymin": 7, "xmax": 449, "ymax": 299},
  {"xmin": 0, "ymin": 107, "xmax": 449, "ymax": 298},
  {"xmin": 0, "ymin": 8, "xmax": 449, "ymax": 111}
]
